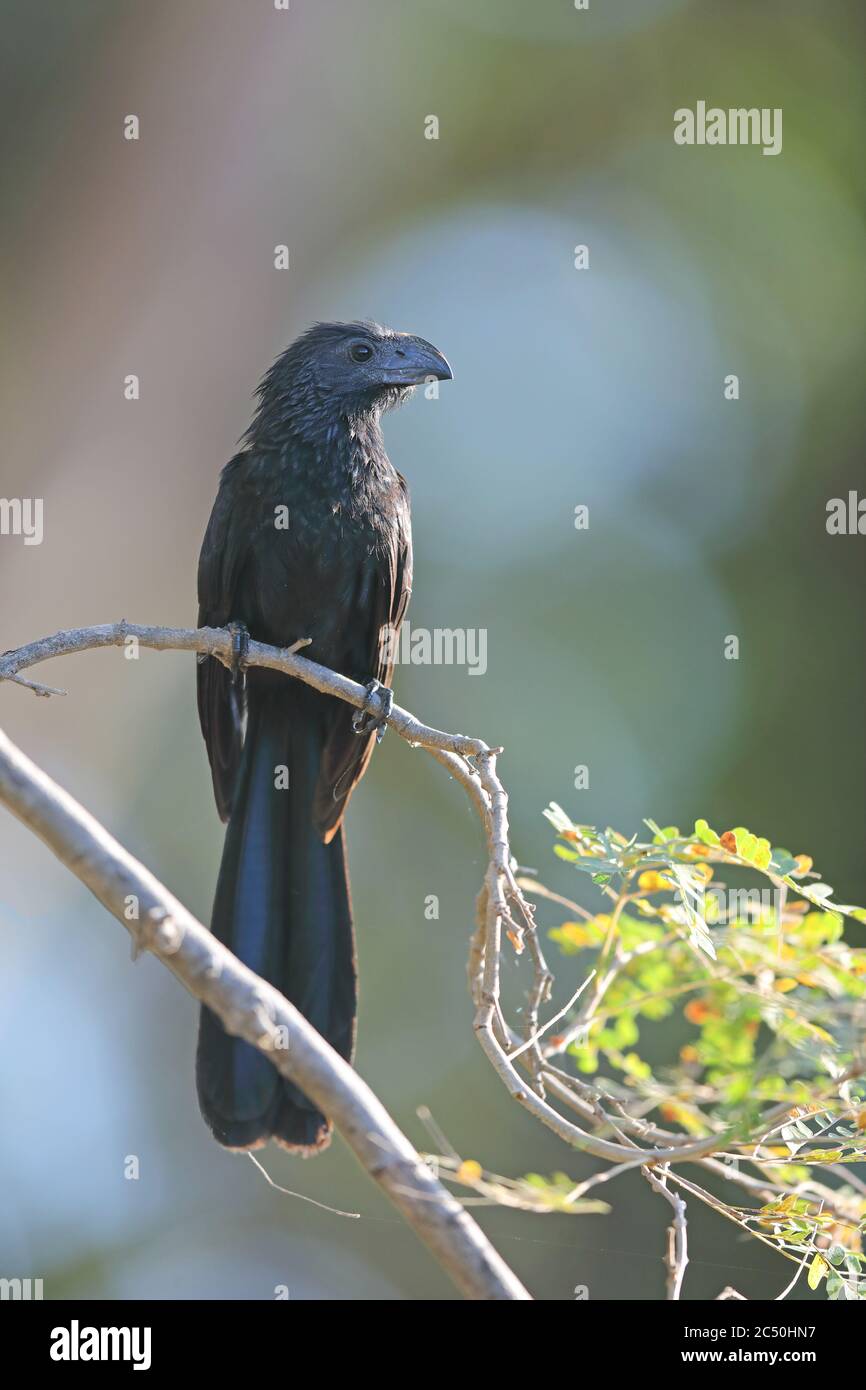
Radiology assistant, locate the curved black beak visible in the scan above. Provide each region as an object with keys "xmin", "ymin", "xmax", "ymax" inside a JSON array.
[{"xmin": 381, "ymin": 335, "xmax": 453, "ymax": 386}]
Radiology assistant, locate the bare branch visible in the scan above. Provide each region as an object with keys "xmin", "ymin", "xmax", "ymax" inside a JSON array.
[
  {"xmin": 0, "ymin": 722, "xmax": 530, "ymax": 1302},
  {"xmin": 642, "ymin": 1165, "xmax": 689, "ymax": 1300}
]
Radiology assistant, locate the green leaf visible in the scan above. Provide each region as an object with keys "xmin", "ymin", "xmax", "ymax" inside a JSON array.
[
  {"xmin": 568, "ymin": 1044, "xmax": 598, "ymax": 1074},
  {"xmin": 656, "ymin": 826, "xmax": 680, "ymax": 843},
  {"xmin": 553, "ymin": 844, "xmax": 580, "ymax": 863},
  {"xmin": 752, "ymin": 838, "xmax": 772, "ymax": 870},
  {"xmin": 694, "ymin": 818, "xmax": 721, "ymax": 846},
  {"xmin": 771, "ymin": 854, "xmax": 799, "ymax": 876},
  {"xmin": 613, "ymin": 1012, "xmax": 639, "ymax": 1048},
  {"xmin": 570, "ymin": 857, "xmax": 618, "ymax": 874}
]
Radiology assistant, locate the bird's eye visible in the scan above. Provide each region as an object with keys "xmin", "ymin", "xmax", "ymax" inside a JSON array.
[{"xmin": 349, "ymin": 342, "xmax": 374, "ymax": 363}]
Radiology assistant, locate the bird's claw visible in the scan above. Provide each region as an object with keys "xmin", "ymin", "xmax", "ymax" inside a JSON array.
[{"xmin": 352, "ymin": 679, "xmax": 393, "ymax": 743}]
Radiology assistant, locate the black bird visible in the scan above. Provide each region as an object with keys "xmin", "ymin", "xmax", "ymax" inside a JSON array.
[{"xmin": 196, "ymin": 320, "xmax": 452, "ymax": 1153}]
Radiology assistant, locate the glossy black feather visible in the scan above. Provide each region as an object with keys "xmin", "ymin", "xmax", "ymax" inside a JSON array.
[
  {"xmin": 194, "ymin": 321, "xmax": 448, "ymax": 1153},
  {"xmin": 197, "ymin": 682, "xmax": 355, "ymax": 1150}
]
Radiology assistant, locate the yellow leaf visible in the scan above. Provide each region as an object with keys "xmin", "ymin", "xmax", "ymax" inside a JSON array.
[
  {"xmin": 633, "ymin": 896, "xmax": 660, "ymax": 916},
  {"xmin": 774, "ymin": 977, "xmax": 799, "ymax": 993},
  {"xmin": 637, "ymin": 871, "xmax": 670, "ymax": 892},
  {"xmin": 659, "ymin": 1101, "xmax": 706, "ymax": 1136},
  {"xmin": 807, "ymin": 1254, "xmax": 828, "ymax": 1290},
  {"xmin": 753, "ymin": 839, "xmax": 772, "ymax": 870},
  {"xmin": 554, "ymin": 922, "xmax": 590, "ymax": 947},
  {"xmin": 807, "ymin": 1024, "xmax": 834, "ymax": 1044}
]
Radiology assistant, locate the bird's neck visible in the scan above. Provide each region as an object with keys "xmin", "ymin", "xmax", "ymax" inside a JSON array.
[{"xmin": 250, "ymin": 396, "xmax": 394, "ymax": 491}]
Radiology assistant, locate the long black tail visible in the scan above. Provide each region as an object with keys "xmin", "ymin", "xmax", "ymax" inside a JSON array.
[{"xmin": 196, "ymin": 681, "xmax": 356, "ymax": 1152}]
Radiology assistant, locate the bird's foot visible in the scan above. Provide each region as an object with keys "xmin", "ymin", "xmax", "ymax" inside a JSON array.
[
  {"xmin": 226, "ymin": 623, "xmax": 250, "ymax": 732},
  {"xmin": 352, "ymin": 679, "xmax": 393, "ymax": 743},
  {"xmin": 228, "ymin": 621, "xmax": 250, "ymax": 681}
]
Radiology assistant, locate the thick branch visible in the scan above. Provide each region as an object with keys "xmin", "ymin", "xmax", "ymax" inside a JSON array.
[{"xmin": 0, "ymin": 724, "xmax": 530, "ymax": 1301}]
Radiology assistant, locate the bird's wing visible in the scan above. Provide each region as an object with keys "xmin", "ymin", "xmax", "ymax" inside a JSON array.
[
  {"xmin": 197, "ymin": 455, "xmax": 249, "ymax": 822},
  {"xmin": 315, "ymin": 472, "xmax": 413, "ymax": 842}
]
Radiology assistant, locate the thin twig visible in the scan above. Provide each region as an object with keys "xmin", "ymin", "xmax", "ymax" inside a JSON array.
[
  {"xmin": 506, "ymin": 972, "xmax": 595, "ymax": 1064},
  {"xmin": 246, "ymin": 1153, "xmax": 360, "ymax": 1219},
  {"xmin": 642, "ymin": 1164, "xmax": 689, "ymax": 1299}
]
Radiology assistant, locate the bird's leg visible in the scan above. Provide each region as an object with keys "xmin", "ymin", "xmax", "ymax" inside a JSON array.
[
  {"xmin": 227, "ymin": 621, "xmax": 250, "ymax": 730},
  {"xmin": 228, "ymin": 621, "xmax": 250, "ymax": 679},
  {"xmin": 352, "ymin": 678, "xmax": 393, "ymax": 743}
]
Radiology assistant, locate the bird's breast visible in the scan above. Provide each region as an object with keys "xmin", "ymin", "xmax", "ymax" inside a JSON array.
[{"xmin": 236, "ymin": 481, "xmax": 389, "ymax": 669}]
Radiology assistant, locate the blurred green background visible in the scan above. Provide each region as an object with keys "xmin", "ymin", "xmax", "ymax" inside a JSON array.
[{"xmin": 1, "ymin": 0, "xmax": 864, "ymax": 1300}]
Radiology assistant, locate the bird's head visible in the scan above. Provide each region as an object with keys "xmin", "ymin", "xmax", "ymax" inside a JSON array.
[{"xmin": 249, "ymin": 320, "xmax": 452, "ymax": 447}]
